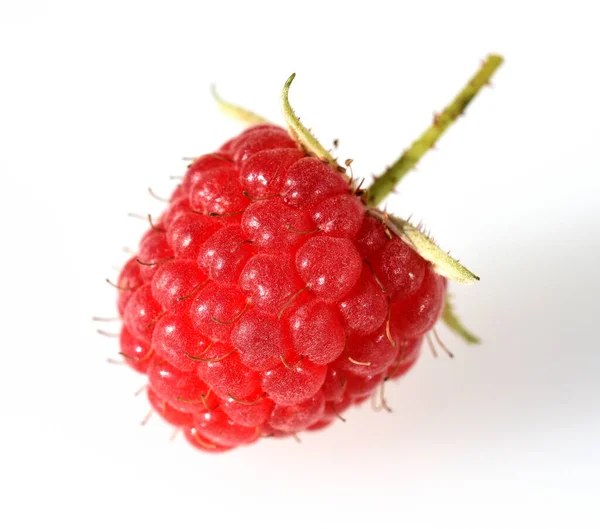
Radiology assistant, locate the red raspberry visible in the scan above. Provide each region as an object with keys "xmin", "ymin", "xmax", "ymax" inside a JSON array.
[
  {"xmin": 268, "ymin": 390, "xmax": 326, "ymax": 432},
  {"xmin": 111, "ymin": 125, "xmax": 462, "ymax": 450},
  {"xmin": 105, "ymin": 59, "xmax": 498, "ymax": 450},
  {"xmin": 147, "ymin": 387, "xmax": 192, "ymax": 427}
]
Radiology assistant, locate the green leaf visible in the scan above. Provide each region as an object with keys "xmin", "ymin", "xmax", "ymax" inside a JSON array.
[
  {"xmin": 210, "ymin": 84, "xmax": 269, "ymax": 125},
  {"xmin": 441, "ymin": 296, "xmax": 480, "ymax": 344}
]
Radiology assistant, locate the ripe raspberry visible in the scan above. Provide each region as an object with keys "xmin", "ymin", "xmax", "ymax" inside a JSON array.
[{"xmin": 104, "ymin": 57, "xmax": 502, "ymax": 451}]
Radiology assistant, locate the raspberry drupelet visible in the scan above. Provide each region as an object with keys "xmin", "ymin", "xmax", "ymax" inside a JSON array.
[{"xmin": 108, "ymin": 56, "xmax": 503, "ymax": 452}]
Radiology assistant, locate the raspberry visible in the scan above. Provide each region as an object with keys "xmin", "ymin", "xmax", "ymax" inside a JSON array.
[
  {"xmin": 115, "ymin": 257, "xmax": 142, "ymax": 317},
  {"xmin": 194, "ymin": 408, "xmax": 258, "ymax": 447},
  {"xmin": 370, "ymin": 237, "xmax": 427, "ymax": 297},
  {"xmin": 288, "ymin": 299, "xmax": 346, "ymax": 364},
  {"xmin": 334, "ymin": 324, "xmax": 398, "ymax": 377},
  {"xmin": 268, "ymin": 391, "xmax": 326, "ymax": 432},
  {"xmin": 189, "ymin": 167, "xmax": 250, "ymax": 215},
  {"xmin": 282, "ymin": 157, "xmax": 348, "ymax": 208},
  {"xmin": 241, "ymin": 198, "xmax": 314, "ymax": 250},
  {"xmin": 221, "ymin": 392, "xmax": 274, "ymax": 427},
  {"xmin": 344, "ymin": 372, "xmax": 385, "ymax": 399},
  {"xmin": 183, "ymin": 426, "xmax": 233, "ymax": 453},
  {"xmin": 196, "ymin": 346, "xmax": 261, "ymax": 400},
  {"xmin": 311, "ymin": 194, "xmax": 364, "ymax": 238},
  {"xmin": 239, "ymin": 254, "xmax": 302, "ymax": 313},
  {"xmin": 147, "ymin": 387, "xmax": 192, "ymax": 427},
  {"xmin": 389, "ymin": 267, "xmax": 446, "ymax": 339},
  {"xmin": 123, "ymin": 284, "xmax": 162, "ymax": 342},
  {"xmin": 231, "ymin": 311, "xmax": 291, "ymax": 371},
  {"xmin": 151, "ymin": 259, "xmax": 207, "ymax": 309},
  {"xmin": 339, "ymin": 266, "xmax": 388, "ymax": 335},
  {"xmin": 295, "ymin": 236, "xmax": 362, "ymax": 301},
  {"xmin": 105, "ymin": 59, "xmax": 501, "ymax": 451},
  {"xmin": 239, "ymin": 148, "xmax": 304, "ymax": 198},
  {"xmin": 321, "ymin": 366, "xmax": 347, "ymax": 402},
  {"xmin": 119, "ymin": 327, "xmax": 153, "ymax": 374},
  {"xmin": 260, "ymin": 359, "xmax": 327, "ymax": 406},
  {"xmin": 152, "ymin": 313, "xmax": 210, "ymax": 372},
  {"xmin": 166, "ymin": 212, "xmax": 220, "ymax": 259},
  {"xmin": 190, "ymin": 282, "xmax": 247, "ymax": 342}
]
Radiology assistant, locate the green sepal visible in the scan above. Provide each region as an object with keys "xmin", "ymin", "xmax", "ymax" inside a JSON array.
[
  {"xmin": 281, "ymin": 73, "xmax": 343, "ymax": 172},
  {"xmin": 441, "ymin": 295, "xmax": 480, "ymax": 344},
  {"xmin": 210, "ymin": 85, "xmax": 269, "ymax": 125},
  {"xmin": 369, "ymin": 211, "xmax": 480, "ymax": 285}
]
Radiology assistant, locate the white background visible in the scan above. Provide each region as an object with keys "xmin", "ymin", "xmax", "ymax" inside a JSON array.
[{"xmin": 1, "ymin": 1, "xmax": 598, "ymax": 528}]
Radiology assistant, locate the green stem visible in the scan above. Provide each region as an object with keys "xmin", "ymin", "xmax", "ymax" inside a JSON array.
[{"xmin": 366, "ymin": 54, "xmax": 503, "ymax": 207}]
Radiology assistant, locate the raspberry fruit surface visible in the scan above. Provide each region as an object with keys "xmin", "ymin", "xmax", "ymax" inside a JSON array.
[
  {"xmin": 116, "ymin": 125, "xmax": 443, "ymax": 450},
  {"xmin": 106, "ymin": 57, "xmax": 502, "ymax": 452}
]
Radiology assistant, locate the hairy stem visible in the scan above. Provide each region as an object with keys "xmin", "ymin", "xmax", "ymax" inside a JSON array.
[{"xmin": 366, "ymin": 54, "xmax": 503, "ymax": 207}]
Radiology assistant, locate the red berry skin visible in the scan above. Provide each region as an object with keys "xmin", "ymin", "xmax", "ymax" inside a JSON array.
[
  {"xmin": 239, "ymin": 148, "xmax": 304, "ymax": 198},
  {"xmin": 116, "ymin": 257, "xmax": 142, "ymax": 316},
  {"xmin": 241, "ymin": 198, "xmax": 315, "ymax": 250},
  {"xmin": 268, "ymin": 390, "xmax": 325, "ymax": 432},
  {"xmin": 344, "ymin": 372, "xmax": 385, "ymax": 399},
  {"xmin": 231, "ymin": 311, "xmax": 289, "ymax": 371},
  {"xmin": 137, "ymin": 230, "xmax": 174, "ymax": 281},
  {"xmin": 354, "ymin": 216, "xmax": 388, "ymax": 259},
  {"xmin": 232, "ymin": 126, "xmax": 297, "ymax": 164},
  {"xmin": 288, "ymin": 299, "xmax": 346, "ymax": 365},
  {"xmin": 197, "ymin": 349, "xmax": 261, "ymax": 400},
  {"xmin": 119, "ymin": 327, "xmax": 153, "ymax": 374},
  {"xmin": 239, "ymin": 254, "xmax": 302, "ymax": 315},
  {"xmin": 151, "ymin": 259, "xmax": 207, "ymax": 309},
  {"xmin": 307, "ymin": 419, "xmax": 334, "ymax": 432},
  {"xmin": 194, "ymin": 408, "xmax": 258, "ymax": 447},
  {"xmin": 221, "ymin": 393, "xmax": 274, "ymax": 428},
  {"xmin": 339, "ymin": 266, "xmax": 388, "ymax": 335},
  {"xmin": 183, "ymin": 426, "xmax": 232, "ymax": 453},
  {"xmin": 321, "ymin": 366, "xmax": 347, "ymax": 402},
  {"xmin": 152, "ymin": 313, "xmax": 210, "ymax": 372},
  {"xmin": 160, "ymin": 197, "xmax": 190, "ymax": 228},
  {"xmin": 386, "ymin": 338, "xmax": 423, "ymax": 380},
  {"xmin": 389, "ymin": 266, "xmax": 446, "ymax": 339},
  {"xmin": 296, "ymin": 236, "xmax": 362, "ymax": 301},
  {"xmin": 370, "ymin": 238, "xmax": 427, "ymax": 298},
  {"xmin": 335, "ymin": 325, "xmax": 398, "ymax": 377},
  {"xmin": 198, "ymin": 225, "xmax": 255, "ymax": 284},
  {"xmin": 166, "ymin": 212, "xmax": 221, "ymax": 260},
  {"xmin": 282, "ymin": 157, "xmax": 348, "ymax": 208},
  {"xmin": 148, "ymin": 357, "xmax": 214, "ymax": 414},
  {"xmin": 189, "ymin": 167, "xmax": 250, "ymax": 216},
  {"xmin": 147, "ymin": 387, "xmax": 193, "ymax": 427},
  {"xmin": 259, "ymin": 424, "xmax": 292, "ymax": 439},
  {"xmin": 261, "ymin": 359, "xmax": 326, "ymax": 406},
  {"xmin": 323, "ymin": 394, "xmax": 353, "ymax": 422},
  {"xmin": 123, "ymin": 284, "xmax": 163, "ymax": 342},
  {"xmin": 311, "ymin": 194, "xmax": 364, "ymax": 238},
  {"xmin": 111, "ymin": 125, "xmax": 447, "ymax": 452},
  {"xmin": 189, "ymin": 282, "xmax": 247, "ymax": 343},
  {"xmin": 182, "ymin": 153, "xmax": 234, "ymax": 194},
  {"xmin": 169, "ymin": 185, "xmax": 186, "ymax": 203}
]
